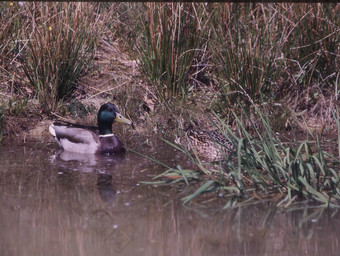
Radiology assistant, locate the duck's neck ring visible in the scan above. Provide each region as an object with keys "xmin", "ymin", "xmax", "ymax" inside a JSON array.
[{"xmin": 99, "ymin": 134, "xmax": 115, "ymax": 138}]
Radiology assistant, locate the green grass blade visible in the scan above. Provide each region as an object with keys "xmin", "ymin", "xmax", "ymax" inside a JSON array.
[{"xmin": 182, "ymin": 180, "xmax": 215, "ymax": 205}]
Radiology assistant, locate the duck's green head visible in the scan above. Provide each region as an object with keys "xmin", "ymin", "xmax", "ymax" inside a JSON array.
[{"xmin": 98, "ymin": 103, "xmax": 132, "ymax": 135}]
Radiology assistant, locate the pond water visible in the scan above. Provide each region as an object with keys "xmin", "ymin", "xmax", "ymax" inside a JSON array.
[{"xmin": 0, "ymin": 139, "xmax": 339, "ymax": 256}]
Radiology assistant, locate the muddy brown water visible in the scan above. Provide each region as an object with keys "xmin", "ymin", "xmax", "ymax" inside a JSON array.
[{"xmin": 0, "ymin": 139, "xmax": 339, "ymax": 256}]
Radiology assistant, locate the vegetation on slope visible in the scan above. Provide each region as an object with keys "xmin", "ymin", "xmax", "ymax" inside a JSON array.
[{"xmin": 0, "ymin": 2, "xmax": 339, "ymax": 206}]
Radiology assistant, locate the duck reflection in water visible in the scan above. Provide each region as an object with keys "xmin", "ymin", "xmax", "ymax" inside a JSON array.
[
  {"xmin": 96, "ymin": 173, "xmax": 116, "ymax": 203},
  {"xmin": 51, "ymin": 149, "xmax": 126, "ymax": 203}
]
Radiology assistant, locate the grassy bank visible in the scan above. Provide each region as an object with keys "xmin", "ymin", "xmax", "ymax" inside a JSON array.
[
  {"xmin": 0, "ymin": 3, "xmax": 339, "ymax": 206},
  {"xmin": 1, "ymin": 2, "xmax": 338, "ymax": 130}
]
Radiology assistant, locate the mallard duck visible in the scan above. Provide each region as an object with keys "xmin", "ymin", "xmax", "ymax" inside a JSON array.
[
  {"xmin": 184, "ymin": 129, "xmax": 234, "ymax": 161},
  {"xmin": 49, "ymin": 103, "xmax": 132, "ymax": 154}
]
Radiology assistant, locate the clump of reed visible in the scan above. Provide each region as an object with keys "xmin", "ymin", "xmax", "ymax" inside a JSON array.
[
  {"xmin": 19, "ymin": 2, "xmax": 103, "ymax": 113},
  {"xmin": 210, "ymin": 3, "xmax": 339, "ymax": 118},
  {"xmin": 135, "ymin": 3, "xmax": 210, "ymax": 102},
  {"xmin": 0, "ymin": 3, "xmax": 20, "ymax": 70},
  {"xmin": 210, "ymin": 3, "xmax": 283, "ymax": 112},
  {"xmin": 143, "ymin": 104, "xmax": 340, "ymax": 208},
  {"xmin": 0, "ymin": 2, "xmax": 107, "ymax": 113},
  {"xmin": 0, "ymin": 2, "xmax": 25, "ymax": 90}
]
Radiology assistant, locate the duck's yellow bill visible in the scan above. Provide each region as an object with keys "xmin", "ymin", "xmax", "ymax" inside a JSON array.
[{"xmin": 115, "ymin": 113, "xmax": 132, "ymax": 125}]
